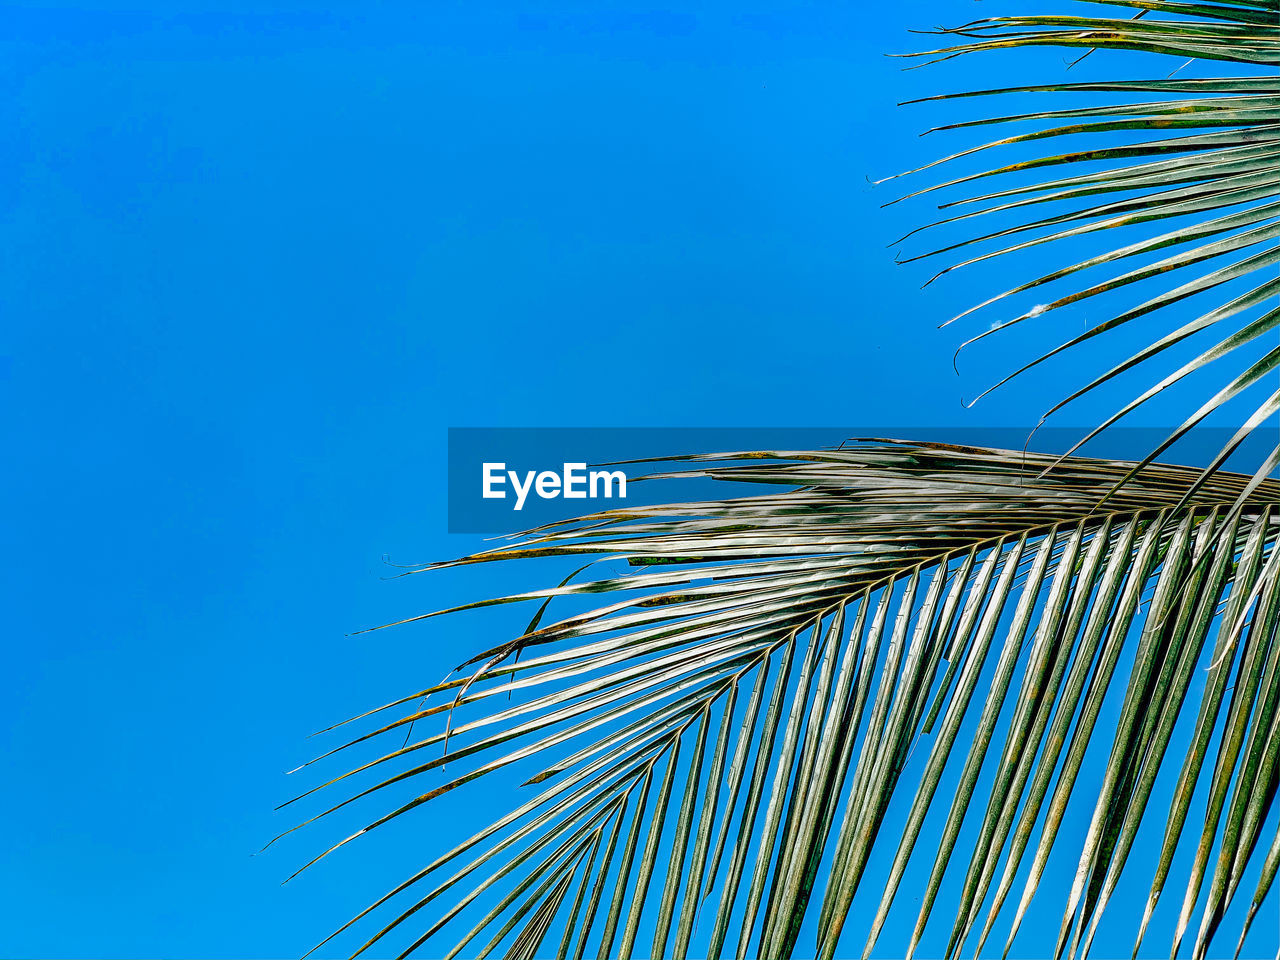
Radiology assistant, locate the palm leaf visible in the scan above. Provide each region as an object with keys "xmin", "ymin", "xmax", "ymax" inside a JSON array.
[
  {"xmin": 284, "ymin": 442, "xmax": 1280, "ymax": 959},
  {"xmin": 287, "ymin": 4, "xmax": 1280, "ymax": 957},
  {"xmin": 894, "ymin": 0, "xmax": 1280, "ymax": 492}
]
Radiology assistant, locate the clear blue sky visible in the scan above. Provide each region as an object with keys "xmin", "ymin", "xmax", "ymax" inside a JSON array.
[{"xmin": 3, "ymin": 2, "xmax": 1275, "ymax": 958}]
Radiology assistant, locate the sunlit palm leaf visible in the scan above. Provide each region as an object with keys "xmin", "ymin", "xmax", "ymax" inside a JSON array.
[
  {"xmin": 286, "ymin": 442, "xmax": 1280, "ymax": 959},
  {"xmin": 895, "ymin": 0, "xmax": 1280, "ymax": 491}
]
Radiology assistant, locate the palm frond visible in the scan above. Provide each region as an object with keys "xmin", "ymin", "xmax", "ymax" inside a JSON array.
[
  {"xmin": 287, "ymin": 442, "xmax": 1280, "ymax": 959},
  {"xmin": 896, "ymin": 0, "xmax": 1280, "ymax": 490}
]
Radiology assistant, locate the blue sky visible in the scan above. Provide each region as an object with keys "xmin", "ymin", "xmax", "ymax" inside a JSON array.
[{"xmin": 3, "ymin": 2, "xmax": 1277, "ymax": 958}]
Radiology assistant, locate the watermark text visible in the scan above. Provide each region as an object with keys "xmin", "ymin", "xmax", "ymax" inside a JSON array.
[{"xmin": 482, "ymin": 462, "xmax": 627, "ymax": 511}]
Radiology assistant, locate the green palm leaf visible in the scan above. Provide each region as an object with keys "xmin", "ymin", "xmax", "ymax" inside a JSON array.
[
  {"xmin": 285, "ymin": 442, "xmax": 1280, "ymax": 959},
  {"xmin": 894, "ymin": 0, "xmax": 1280, "ymax": 492},
  {"xmin": 289, "ymin": 3, "xmax": 1280, "ymax": 957}
]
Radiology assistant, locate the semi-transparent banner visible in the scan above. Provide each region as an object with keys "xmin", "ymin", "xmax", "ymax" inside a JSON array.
[{"xmin": 447, "ymin": 426, "xmax": 1279, "ymax": 534}]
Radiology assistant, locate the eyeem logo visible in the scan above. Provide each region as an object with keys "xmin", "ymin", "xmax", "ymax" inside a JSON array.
[{"xmin": 482, "ymin": 462, "xmax": 628, "ymax": 511}]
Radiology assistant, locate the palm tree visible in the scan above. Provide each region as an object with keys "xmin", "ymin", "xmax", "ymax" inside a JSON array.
[{"xmin": 278, "ymin": 3, "xmax": 1280, "ymax": 958}]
